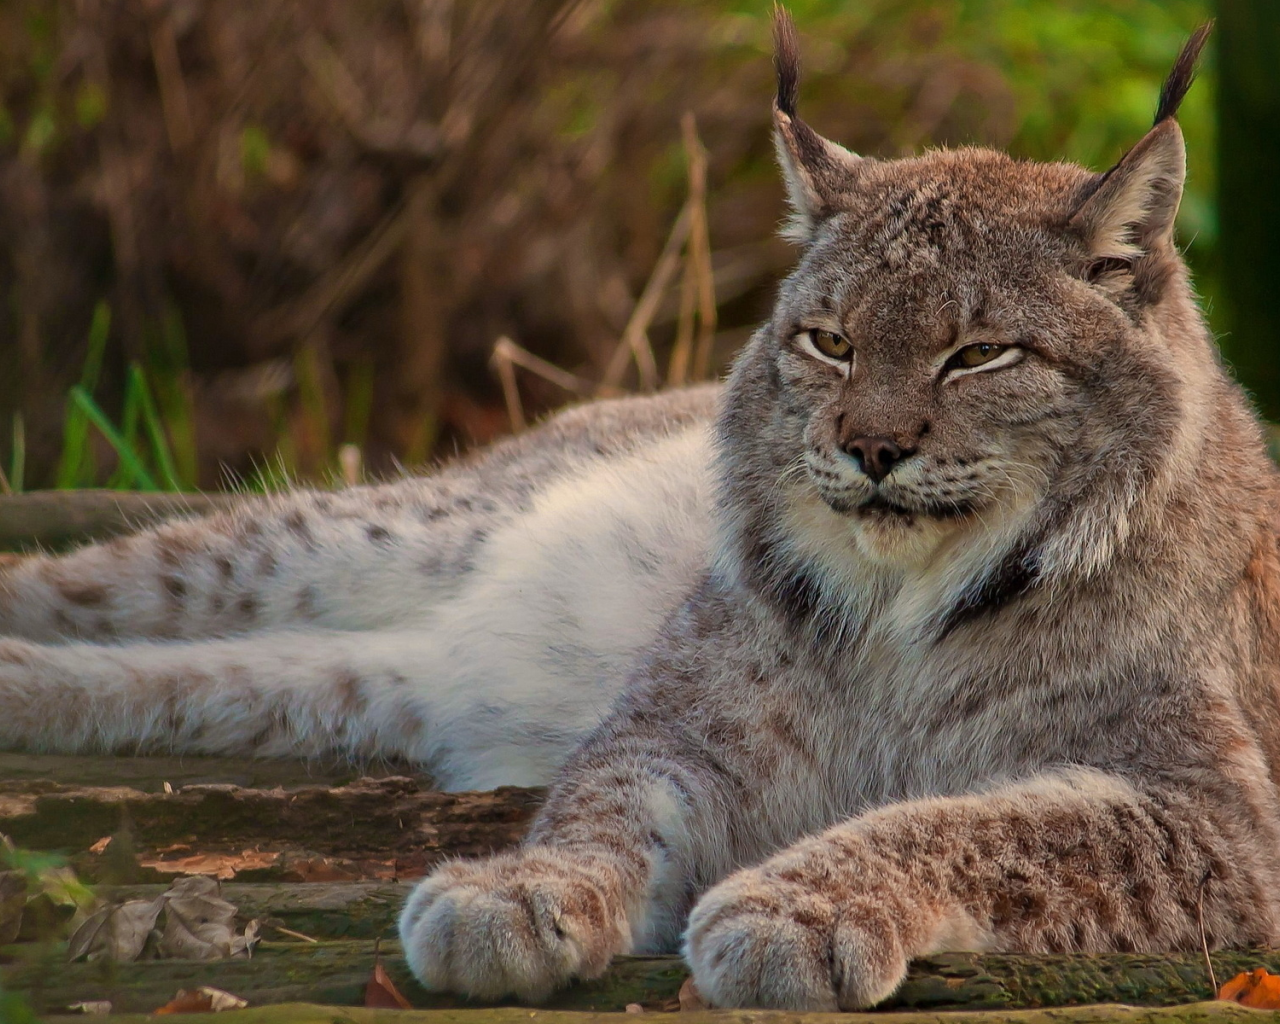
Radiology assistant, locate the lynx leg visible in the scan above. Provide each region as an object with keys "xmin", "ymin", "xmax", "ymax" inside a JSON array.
[{"xmin": 685, "ymin": 769, "xmax": 1280, "ymax": 1010}]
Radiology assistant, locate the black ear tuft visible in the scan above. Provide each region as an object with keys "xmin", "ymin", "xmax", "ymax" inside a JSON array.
[
  {"xmin": 773, "ymin": 4, "xmax": 800, "ymax": 119},
  {"xmin": 1154, "ymin": 22, "xmax": 1213, "ymax": 125}
]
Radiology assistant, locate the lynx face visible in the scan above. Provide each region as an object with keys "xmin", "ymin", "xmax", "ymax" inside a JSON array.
[
  {"xmin": 720, "ymin": 28, "xmax": 1199, "ymax": 580},
  {"xmin": 771, "ymin": 153, "xmax": 1116, "ymax": 564}
]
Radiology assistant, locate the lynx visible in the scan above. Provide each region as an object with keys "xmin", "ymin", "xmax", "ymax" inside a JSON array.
[{"xmin": 0, "ymin": 10, "xmax": 1273, "ymax": 1012}]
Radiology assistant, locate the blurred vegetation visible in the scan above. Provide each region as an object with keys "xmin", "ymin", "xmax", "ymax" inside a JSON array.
[
  {"xmin": 0, "ymin": 0, "xmax": 1220, "ymax": 491},
  {"xmin": 1216, "ymin": 0, "xmax": 1280, "ymax": 422}
]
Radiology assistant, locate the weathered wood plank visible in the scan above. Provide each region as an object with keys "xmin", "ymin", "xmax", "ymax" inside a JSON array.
[
  {"xmin": 0, "ymin": 777, "xmax": 543, "ymax": 882},
  {"xmin": 0, "ymin": 752, "xmax": 416, "ymax": 792},
  {"xmin": 0, "ymin": 490, "xmax": 241, "ymax": 553}
]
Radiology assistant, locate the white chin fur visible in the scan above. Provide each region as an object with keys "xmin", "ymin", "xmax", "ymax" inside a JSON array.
[{"xmin": 850, "ymin": 511, "xmax": 955, "ymax": 567}]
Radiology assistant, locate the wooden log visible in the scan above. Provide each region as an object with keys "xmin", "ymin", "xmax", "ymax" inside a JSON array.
[
  {"xmin": 0, "ymin": 752, "xmax": 421, "ymax": 792},
  {"xmin": 0, "ymin": 490, "xmax": 242, "ymax": 553},
  {"xmin": 0, "ymin": 777, "xmax": 543, "ymax": 882},
  {"xmin": 10, "ymin": 939, "xmax": 1280, "ymax": 1016},
  {"xmin": 36, "ymin": 1004, "xmax": 1280, "ymax": 1024}
]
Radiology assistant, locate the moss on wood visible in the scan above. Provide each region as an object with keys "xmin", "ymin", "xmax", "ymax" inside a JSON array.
[{"xmin": 11, "ymin": 939, "xmax": 1280, "ymax": 1017}]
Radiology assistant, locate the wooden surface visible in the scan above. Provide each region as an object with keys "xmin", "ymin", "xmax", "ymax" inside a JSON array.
[
  {"xmin": 0, "ymin": 763, "xmax": 543, "ymax": 883},
  {"xmin": 0, "ymin": 490, "xmax": 240, "ymax": 552},
  {"xmin": 0, "ymin": 752, "xmax": 410, "ymax": 792},
  {"xmin": 4, "ymin": 756, "xmax": 1279, "ymax": 1019}
]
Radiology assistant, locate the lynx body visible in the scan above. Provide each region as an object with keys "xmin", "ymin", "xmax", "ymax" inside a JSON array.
[{"xmin": 4, "ymin": 12, "xmax": 1279, "ymax": 1013}]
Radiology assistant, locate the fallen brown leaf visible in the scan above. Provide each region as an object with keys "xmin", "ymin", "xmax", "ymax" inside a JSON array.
[
  {"xmin": 677, "ymin": 976, "xmax": 706, "ymax": 1011},
  {"xmin": 156, "ymin": 876, "xmax": 238, "ymax": 960},
  {"xmin": 67, "ymin": 897, "xmax": 164, "ymax": 962},
  {"xmin": 1219, "ymin": 968, "xmax": 1280, "ymax": 1008},
  {"xmin": 139, "ymin": 849, "xmax": 280, "ymax": 879},
  {"xmin": 153, "ymin": 986, "xmax": 247, "ymax": 1015},
  {"xmin": 365, "ymin": 960, "xmax": 412, "ymax": 1009},
  {"xmin": 67, "ymin": 1001, "xmax": 112, "ymax": 1015}
]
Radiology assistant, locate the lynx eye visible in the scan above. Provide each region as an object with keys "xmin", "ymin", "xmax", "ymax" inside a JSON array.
[
  {"xmin": 948, "ymin": 343, "xmax": 1006, "ymax": 370},
  {"xmin": 807, "ymin": 329, "xmax": 852, "ymax": 361}
]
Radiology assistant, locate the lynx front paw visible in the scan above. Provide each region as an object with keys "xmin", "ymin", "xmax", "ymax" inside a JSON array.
[
  {"xmin": 684, "ymin": 869, "xmax": 908, "ymax": 1011},
  {"xmin": 398, "ymin": 849, "xmax": 631, "ymax": 1002}
]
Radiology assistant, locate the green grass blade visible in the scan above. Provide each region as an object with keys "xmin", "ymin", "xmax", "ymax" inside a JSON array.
[
  {"xmin": 130, "ymin": 365, "xmax": 182, "ymax": 492},
  {"xmin": 55, "ymin": 407, "xmax": 91, "ymax": 488},
  {"xmin": 68, "ymin": 386, "xmax": 158, "ymax": 491},
  {"xmin": 56, "ymin": 302, "xmax": 113, "ymax": 488},
  {"xmin": 156, "ymin": 307, "xmax": 198, "ymax": 487},
  {"xmin": 106, "ymin": 367, "xmax": 146, "ymax": 489},
  {"xmin": 342, "ymin": 358, "xmax": 375, "ymax": 449},
  {"xmin": 10, "ymin": 413, "xmax": 24, "ymax": 494},
  {"xmin": 81, "ymin": 302, "xmax": 111, "ymax": 390}
]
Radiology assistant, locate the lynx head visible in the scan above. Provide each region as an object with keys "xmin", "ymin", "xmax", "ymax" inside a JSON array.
[{"xmin": 717, "ymin": 11, "xmax": 1226, "ymax": 632}]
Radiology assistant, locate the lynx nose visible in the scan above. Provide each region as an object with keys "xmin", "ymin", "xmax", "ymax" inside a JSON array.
[{"xmin": 842, "ymin": 435, "xmax": 910, "ymax": 483}]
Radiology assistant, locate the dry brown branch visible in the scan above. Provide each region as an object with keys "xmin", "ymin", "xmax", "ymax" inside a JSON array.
[
  {"xmin": 493, "ymin": 337, "xmax": 596, "ymax": 397},
  {"xmin": 260, "ymin": 200, "xmax": 412, "ymax": 348},
  {"xmin": 667, "ymin": 113, "xmax": 716, "ymax": 386},
  {"xmin": 299, "ymin": 30, "xmax": 373, "ymax": 136},
  {"xmin": 601, "ymin": 204, "xmax": 691, "ymax": 393},
  {"xmin": 491, "ymin": 339, "xmax": 527, "ymax": 432},
  {"xmin": 397, "ymin": 180, "xmax": 447, "ymax": 462},
  {"xmin": 410, "ymin": 0, "xmax": 456, "ymax": 66},
  {"xmin": 147, "ymin": 9, "xmax": 193, "ymax": 154},
  {"xmin": 686, "ymin": 114, "xmax": 718, "ymax": 382}
]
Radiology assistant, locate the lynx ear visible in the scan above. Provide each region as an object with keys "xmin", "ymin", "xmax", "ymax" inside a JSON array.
[
  {"xmin": 1070, "ymin": 24, "xmax": 1210, "ymax": 282},
  {"xmin": 1071, "ymin": 119, "xmax": 1186, "ymax": 263},
  {"xmin": 772, "ymin": 7, "xmax": 864, "ymax": 244}
]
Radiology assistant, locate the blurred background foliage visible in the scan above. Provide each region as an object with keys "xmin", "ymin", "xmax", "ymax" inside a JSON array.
[{"xmin": 0, "ymin": 0, "xmax": 1247, "ymax": 492}]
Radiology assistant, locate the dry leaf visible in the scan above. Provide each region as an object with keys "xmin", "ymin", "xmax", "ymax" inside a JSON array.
[
  {"xmin": 139, "ymin": 850, "xmax": 280, "ymax": 879},
  {"xmin": 67, "ymin": 897, "xmax": 164, "ymax": 962},
  {"xmin": 67, "ymin": 1001, "xmax": 113, "ymax": 1015},
  {"xmin": 1219, "ymin": 968, "xmax": 1280, "ymax": 1008},
  {"xmin": 677, "ymin": 977, "xmax": 707, "ymax": 1011},
  {"xmin": 155, "ymin": 876, "xmax": 238, "ymax": 960},
  {"xmin": 154, "ymin": 989, "xmax": 212, "ymax": 1015},
  {"xmin": 153, "ymin": 986, "xmax": 247, "ymax": 1015},
  {"xmin": 230, "ymin": 918, "xmax": 261, "ymax": 958},
  {"xmin": 88, "ymin": 837, "xmax": 112, "ymax": 855},
  {"xmin": 364, "ymin": 960, "xmax": 412, "ymax": 1009}
]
